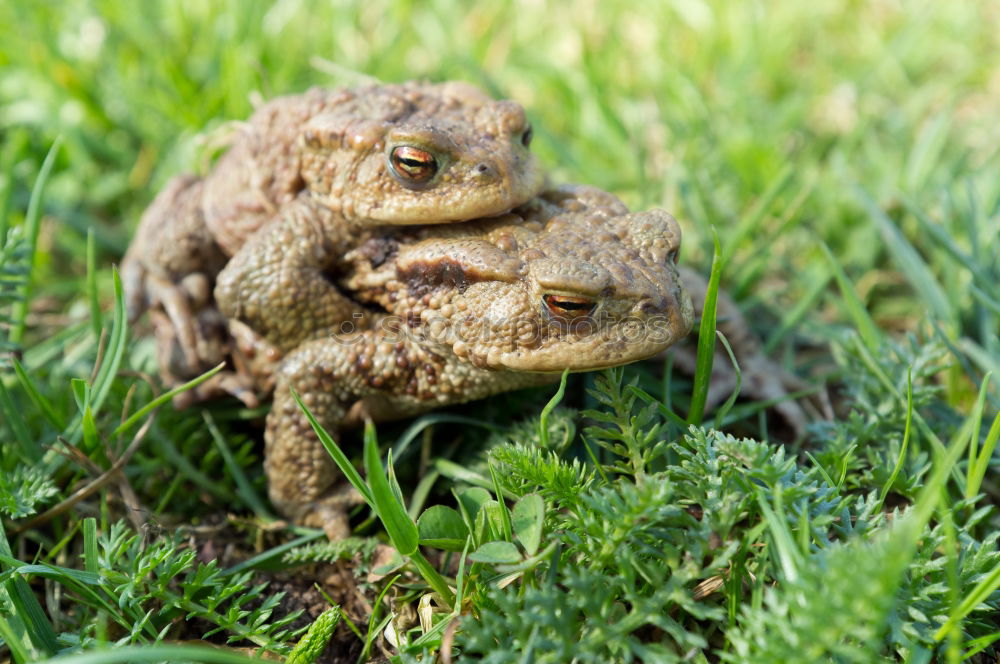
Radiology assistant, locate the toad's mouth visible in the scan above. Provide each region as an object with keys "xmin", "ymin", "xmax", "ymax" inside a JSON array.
[{"xmin": 493, "ymin": 308, "xmax": 694, "ymax": 373}]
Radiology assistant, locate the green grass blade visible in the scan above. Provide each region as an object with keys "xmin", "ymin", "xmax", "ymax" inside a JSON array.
[
  {"xmin": 88, "ymin": 266, "xmax": 127, "ymax": 416},
  {"xmin": 763, "ymin": 266, "xmax": 832, "ymax": 354},
  {"xmin": 203, "ymin": 410, "xmax": 275, "ymax": 520},
  {"xmin": 962, "ymin": 630, "xmax": 1000, "ymax": 660},
  {"xmin": 904, "ymin": 113, "xmax": 950, "ymax": 192},
  {"xmin": 82, "ymin": 518, "xmax": 98, "ymax": 575},
  {"xmin": 963, "ymin": 372, "xmax": 991, "ymax": 499},
  {"xmin": 0, "ymin": 379, "xmax": 39, "ymax": 462},
  {"xmin": 725, "ymin": 164, "xmax": 794, "ymax": 265},
  {"xmin": 9, "ymin": 137, "xmax": 61, "ymax": 345},
  {"xmin": 360, "ymin": 575, "xmax": 399, "ymax": 662},
  {"xmin": 0, "ymin": 521, "xmax": 58, "ymax": 658},
  {"xmin": 36, "ymin": 644, "xmax": 273, "ymax": 663},
  {"xmin": 820, "ymin": 242, "xmax": 881, "ymax": 351},
  {"xmin": 0, "ymin": 132, "xmax": 26, "ymax": 248},
  {"xmin": 688, "ymin": 228, "xmax": 722, "ymax": 425},
  {"xmin": 0, "ymin": 616, "xmax": 31, "ymax": 664},
  {"xmin": 222, "ymin": 530, "xmax": 325, "ymax": 576},
  {"xmin": 755, "ymin": 489, "xmax": 800, "ymax": 582},
  {"xmin": 967, "ymin": 409, "xmax": 1000, "ymax": 501},
  {"xmin": 489, "ymin": 462, "xmax": 513, "ymax": 543},
  {"xmin": 900, "ymin": 194, "xmax": 995, "ymax": 291},
  {"xmin": 855, "ymin": 186, "xmax": 953, "ymax": 325},
  {"xmin": 934, "ymin": 560, "xmax": 1000, "ymax": 643},
  {"xmin": 364, "ymin": 421, "xmax": 419, "ymax": 556},
  {"xmin": 291, "ymin": 387, "xmax": 373, "ymax": 506},
  {"xmin": 876, "ymin": 370, "xmax": 913, "ymax": 513},
  {"xmin": 85, "ymin": 228, "xmax": 101, "ymax": 338},
  {"xmin": 538, "ymin": 368, "xmax": 569, "ymax": 448},
  {"xmin": 848, "ymin": 335, "xmax": 951, "ymax": 464},
  {"xmin": 628, "ymin": 384, "xmax": 687, "ymax": 429},
  {"xmin": 711, "ymin": 331, "xmax": 742, "ymax": 431},
  {"xmin": 391, "ymin": 413, "xmax": 500, "ymax": 464},
  {"xmin": 111, "ymin": 361, "xmax": 225, "ymax": 437},
  {"xmin": 10, "ymin": 356, "xmax": 65, "ymax": 430},
  {"xmin": 408, "ymin": 469, "xmax": 441, "ymax": 521}
]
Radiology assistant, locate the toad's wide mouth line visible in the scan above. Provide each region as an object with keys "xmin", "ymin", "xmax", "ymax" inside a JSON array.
[{"xmin": 327, "ymin": 311, "xmax": 691, "ymax": 349}]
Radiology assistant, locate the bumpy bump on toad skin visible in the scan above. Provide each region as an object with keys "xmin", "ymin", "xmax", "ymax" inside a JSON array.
[{"xmin": 122, "ymin": 80, "xmax": 545, "ymax": 376}]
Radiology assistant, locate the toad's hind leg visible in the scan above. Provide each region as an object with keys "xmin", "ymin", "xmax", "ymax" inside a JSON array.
[
  {"xmin": 264, "ymin": 336, "xmax": 370, "ymax": 540},
  {"xmin": 122, "ymin": 175, "xmax": 229, "ymax": 373}
]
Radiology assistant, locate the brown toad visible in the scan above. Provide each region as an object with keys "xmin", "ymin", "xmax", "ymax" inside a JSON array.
[
  {"xmin": 143, "ymin": 184, "xmax": 815, "ymax": 535},
  {"xmin": 122, "ymin": 80, "xmax": 544, "ymax": 375},
  {"xmin": 262, "ymin": 185, "xmax": 694, "ymax": 534}
]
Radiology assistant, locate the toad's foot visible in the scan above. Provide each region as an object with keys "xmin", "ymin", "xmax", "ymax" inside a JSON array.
[
  {"xmin": 143, "ymin": 272, "xmax": 220, "ymax": 372},
  {"xmin": 150, "ymin": 310, "xmax": 282, "ymax": 409},
  {"xmin": 270, "ymin": 483, "xmax": 364, "ymax": 541}
]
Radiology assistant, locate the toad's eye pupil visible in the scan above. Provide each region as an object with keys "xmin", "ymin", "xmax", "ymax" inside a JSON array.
[
  {"xmin": 389, "ymin": 146, "xmax": 438, "ymax": 184},
  {"xmin": 543, "ymin": 294, "xmax": 595, "ymax": 321},
  {"xmin": 521, "ymin": 125, "xmax": 533, "ymax": 148}
]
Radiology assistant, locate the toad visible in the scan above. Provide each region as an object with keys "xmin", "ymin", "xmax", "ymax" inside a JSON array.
[
  {"xmin": 262, "ymin": 185, "xmax": 694, "ymax": 534},
  {"xmin": 122, "ymin": 80, "xmax": 545, "ymax": 377},
  {"xmin": 142, "ymin": 185, "xmax": 814, "ymax": 535}
]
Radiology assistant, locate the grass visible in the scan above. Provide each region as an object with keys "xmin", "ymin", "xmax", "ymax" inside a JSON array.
[{"xmin": 2, "ymin": 0, "xmax": 999, "ymax": 662}]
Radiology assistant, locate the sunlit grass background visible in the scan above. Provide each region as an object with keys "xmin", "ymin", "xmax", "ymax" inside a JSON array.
[{"xmin": 2, "ymin": 1, "xmax": 1000, "ymax": 662}]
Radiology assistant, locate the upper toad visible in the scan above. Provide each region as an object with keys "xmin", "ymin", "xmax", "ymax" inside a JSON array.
[{"xmin": 123, "ymin": 80, "xmax": 545, "ymax": 374}]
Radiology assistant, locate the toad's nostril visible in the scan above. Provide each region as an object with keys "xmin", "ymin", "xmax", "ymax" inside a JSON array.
[
  {"xmin": 637, "ymin": 299, "xmax": 661, "ymax": 315},
  {"xmin": 474, "ymin": 162, "xmax": 493, "ymax": 177}
]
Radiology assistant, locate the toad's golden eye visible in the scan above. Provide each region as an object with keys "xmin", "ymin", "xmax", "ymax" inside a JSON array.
[
  {"xmin": 521, "ymin": 125, "xmax": 533, "ymax": 148},
  {"xmin": 543, "ymin": 294, "xmax": 596, "ymax": 321},
  {"xmin": 389, "ymin": 146, "xmax": 438, "ymax": 185}
]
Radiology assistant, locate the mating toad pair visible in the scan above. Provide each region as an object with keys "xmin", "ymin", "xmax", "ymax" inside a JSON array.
[{"xmin": 122, "ymin": 81, "xmax": 702, "ymax": 536}]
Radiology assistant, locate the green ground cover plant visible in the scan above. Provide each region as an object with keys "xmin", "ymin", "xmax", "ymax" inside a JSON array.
[{"xmin": 1, "ymin": 1, "xmax": 999, "ymax": 662}]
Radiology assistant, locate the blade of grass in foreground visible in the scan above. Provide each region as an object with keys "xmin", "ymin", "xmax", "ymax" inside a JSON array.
[
  {"xmin": 203, "ymin": 410, "xmax": 275, "ymax": 520},
  {"xmin": 688, "ymin": 228, "xmax": 722, "ymax": 426},
  {"xmin": 963, "ymin": 372, "xmax": 992, "ymax": 499},
  {"xmin": 88, "ymin": 267, "xmax": 127, "ymax": 418},
  {"xmin": 0, "ymin": 520, "xmax": 59, "ymax": 661},
  {"xmin": 291, "ymin": 387, "xmax": 373, "ymax": 506},
  {"xmin": 293, "ymin": 392, "xmax": 455, "ymax": 607},
  {"xmin": 364, "ymin": 424, "xmax": 455, "ymax": 606},
  {"xmin": 966, "ymin": 408, "xmax": 1000, "ymax": 501},
  {"xmin": 36, "ymin": 644, "xmax": 270, "ymax": 664},
  {"xmin": 539, "ymin": 368, "xmax": 569, "ymax": 448}
]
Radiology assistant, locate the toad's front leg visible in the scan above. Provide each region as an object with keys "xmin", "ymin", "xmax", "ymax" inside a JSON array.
[
  {"xmin": 214, "ymin": 193, "xmax": 360, "ymax": 353},
  {"xmin": 265, "ymin": 322, "xmax": 552, "ymax": 538}
]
